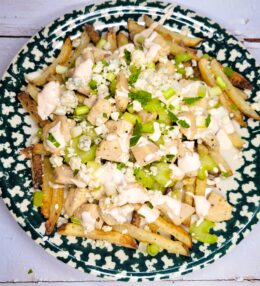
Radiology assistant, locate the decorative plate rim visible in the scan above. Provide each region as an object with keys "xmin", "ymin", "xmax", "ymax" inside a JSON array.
[{"xmin": 0, "ymin": 0, "xmax": 259, "ymax": 281}]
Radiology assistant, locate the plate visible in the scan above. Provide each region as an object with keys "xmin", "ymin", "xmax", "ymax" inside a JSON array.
[{"xmin": 0, "ymin": 0, "xmax": 259, "ymax": 281}]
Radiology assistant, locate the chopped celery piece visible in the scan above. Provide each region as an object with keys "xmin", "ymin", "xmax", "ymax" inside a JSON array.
[
  {"xmin": 152, "ymin": 162, "xmax": 173, "ymax": 187},
  {"xmin": 153, "ymin": 135, "xmax": 164, "ymax": 146},
  {"xmin": 197, "ymin": 85, "xmax": 206, "ymax": 98},
  {"xmin": 147, "ymin": 62, "xmax": 155, "ymax": 69},
  {"xmin": 200, "ymin": 153, "xmax": 217, "ymax": 172},
  {"xmin": 224, "ymin": 66, "xmax": 234, "ymax": 77},
  {"xmin": 134, "ymin": 168, "xmax": 155, "ymax": 189},
  {"xmin": 209, "ymin": 86, "xmax": 222, "ymax": 97},
  {"xmin": 83, "ymin": 126, "xmax": 98, "ymax": 140},
  {"xmin": 87, "ymin": 161, "xmax": 101, "ymax": 170},
  {"xmin": 144, "ymin": 99, "xmax": 172, "ymax": 124},
  {"xmin": 175, "ymin": 53, "xmax": 192, "ymax": 64},
  {"xmin": 70, "ymin": 216, "xmax": 81, "ymax": 224},
  {"xmin": 146, "ymin": 243, "xmax": 160, "ymax": 256},
  {"xmin": 33, "ymin": 191, "xmax": 43, "ymax": 207},
  {"xmin": 127, "ymin": 104, "xmax": 135, "ymax": 114},
  {"xmin": 190, "ymin": 220, "xmax": 218, "ymax": 244},
  {"xmin": 197, "ymin": 166, "xmax": 207, "ymax": 180},
  {"xmin": 163, "ymin": 87, "xmax": 176, "ymax": 100},
  {"xmin": 107, "ymin": 72, "xmax": 116, "ymax": 82},
  {"xmin": 171, "ymin": 189, "xmax": 182, "ymax": 201},
  {"xmin": 96, "ymin": 38, "xmax": 107, "ymax": 49},
  {"xmin": 216, "ymin": 76, "xmax": 226, "ymax": 90},
  {"xmin": 109, "ymin": 78, "xmax": 116, "ymax": 96},
  {"xmin": 122, "ymin": 112, "xmax": 142, "ymax": 124},
  {"xmin": 74, "ymin": 105, "xmax": 90, "ymax": 116},
  {"xmin": 202, "ymin": 53, "xmax": 211, "ymax": 59},
  {"xmin": 142, "ymin": 121, "xmax": 154, "ymax": 133},
  {"xmin": 65, "ymin": 137, "xmax": 97, "ymax": 163},
  {"xmin": 136, "ymin": 35, "xmax": 145, "ymax": 45}
]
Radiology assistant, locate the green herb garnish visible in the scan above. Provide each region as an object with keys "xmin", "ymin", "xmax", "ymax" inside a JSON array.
[
  {"xmin": 130, "ymin": 121, "xmax": 142, "ymax": 146},
  {"xmin": 224, "ymin": 66, "xmax": 234, "ymax": 77},
  {"xmin": 178, "ymin": 119, "xmax": 190, "ymax": 128},
  {"xmin": 124, "ymin": 49, "xmax": 132, "ymax": 65},
  {"xmin": 205, "ymin": 114, "xmax": 211, "ymax": 127},
  {"xmin": 89, "ymin": 79, "xmax": 97, "ymax": 90},
  {"xmin": 117, "ymin": 163, "xmax": 126, "ymax": 170},
  {"xmin": 128, "ymin": 90, "xmax": 152, "ymax": 106},
  {"xmin": 47, "ymin": 133, "xmax": 60, "ymax": 148},
  {"xmin": 128, "ymin": 65, "xmax": 141, "ymax": 86},
  {"xmin": 183, "ymin": 97, "xmax": 202, "ymax": 105}
]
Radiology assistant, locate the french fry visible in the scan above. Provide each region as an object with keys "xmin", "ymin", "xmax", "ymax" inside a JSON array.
[
  {"xmin": 45, "ymin": 187, "xmax": 64, "ymax": 235},
  {"xmin": 228, "ymin": 132, "xmax": 244, "ymax": 149},
  {"xmin": 117, "ymin": 32, "xmax": 129, "ymax": 47},
  {"xmin": 85, "ymin": 24, "xmax": 100, "ymax": 44},
  {"xmin": 58, "ymin": 223, "xmax": 137, "ymax": 249},
  {"xmin": 208, "ymin": 149, "xmax": 233, "ymax": 176},
  {"xmin": 229, "ymin": 71, "xmax": 253, "ymax": 90},
  {"xmin": 131, "ymin": 211, "xmax": 141, "ymax": 227},
  {"xmin": 31, "ymin": 145, "xmax": 43, "ymax": 189},
  {"xmin": 113, "ymin": 223, "xmax": 188, "ymax": 256},
  {"xmin": 219, "ymin": 92, "xmax": 247, "ymax": 127},
  {"xmin": 66, "ymin": 31, "xmax": 90, "ymax": 68},
  {"xmin": 41, "ymin": 157, "xmax": 54, "ymax": 219},
  {"xmin": 236, "ymin": 88, "xmax": 247, "ymax": 100},
  {"xmin": 106, "ymin": 28, "xmax": 117, "ymax": 52},
  {"xmin": 211, "ymin": 59, "xmax": 260, "ymax": 120},
  {"xmin": 169, "ymin": 42, "xmax": 198, "ymax": 60},
  {"xmin": 26, "ymin": 83, "xmax": 39, "ymax": 102},
  {"xmin": 198, "ymin": 58, "xmax": 215, "ymax": 86},
  {"xmin": 127, "ymin": 19, "xmax": 145, "ymax": 39},
  {"xmin": 47, "ymin": 73, "xmax": 64, "ymax": 84},
  {"xmin": 29, "ymin": 38, "xmax": 72, "ymax": 86},
  {"xmin": 154, "ymin": 217, "xmax": 192, "ymax": 248},
  {"xmin": 143, "ymin": 15, "xmax": 203, "ymax": 47},
  {"xmin": 182, "ymin": 177, "xmax": 196, "ymax": 226},
  {"xmin": 32, "ymin": 143, "xmax": 48, "ymax": 155},
  {"xmin": 18, "ymin": 92, "xmax": 50, "ymax": 127},
  {"xmin": 76, "ymin": 93, "xmax": 86, "ymax": 104},
  {"xmin": 195, "ymin": 177, "xmax": 207, "ymax": 196}
]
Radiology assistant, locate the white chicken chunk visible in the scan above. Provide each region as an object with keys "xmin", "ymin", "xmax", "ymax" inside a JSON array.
[
  {"xmin": 131, "ymin": 138, "xmax": 161, "ymax": 166},
  {"xmin": 96, "ymin": 138, "xmax": 126, "ymax": 163},
  {"xmin": 87, "ymin": 99, "xmax": 112, "ymax": 126},
  {"xmin": 54, "ymin": 164, "xmax": 74, "ymax": 184},
  {"xmin": 105, "ymin": 119, "xmax": 133, "ymax": 136}
]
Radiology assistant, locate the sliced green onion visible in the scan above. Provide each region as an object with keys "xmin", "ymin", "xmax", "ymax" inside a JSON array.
[
  {"xmin": 96, "ymin": 38, "xmax": 107, "ymax": 49},
  {"xmin": 117, "ymin": 163, "xmax": 126, "ymax": 170},
  {"xmin": 146, "ymin": 243, "xmax": 160, "ymax": 256},
  {"xmin": 147, "ymin": 62, "xmax": 155, "ymax": 69},
  {"xmin": 107, "ymin": 72, "xmax": 116, "ymax": 82},
  {"xmin": 142, "ymin": 121, "xmax": 154, "ymax": 133},
  {"xmin": 216, "ymin": 76, "xmax": 227, "ymax": 90},
  {"xmin": 33, "ymin": 191, "xmax": 43, "ymax": 207},
  {"xmin": 190, "ymin": 220, "xmax": 218, "ymax": 244},
  {"xmin": 163, "ymin": 87, "xmax": 176, "ymax": 100},
  {"xmin": 209, "ymin": 86, "xmax": 222, "ymax": 97},
  {"xmin": 224, "ymin": 66, "xmax": 234, "ymax": 77},
  {"xmin": 205, "ymin": 114, "xmax": 211, "ymax": 127},
  {"xmin": 122, "ymin": 112, "xmax": 142, "ymax": 125},
  {"xmin": 175, "ymin": 53, "xmax": 192, "ymax": 64},
  {"xmin": 197, "ymin": 85, "xmax": 206, "ymax": 98},
  {"xmin": 47, "ymin": 133, "xmax": 60, "ymax": 148},
  {"xmin": 89, "ymin": 79, "xmax": 97, "ymax": 90},
  {"xmin": 70, "ymin": 216, "xmax": 81, "ymax": 224},
  {"xmin": 74, "ymin": 105, "xmax": 90, "ymax": 116}
]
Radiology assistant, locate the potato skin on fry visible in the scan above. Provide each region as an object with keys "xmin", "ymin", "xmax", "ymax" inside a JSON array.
[
  {"xmin": 85, "ymin": 24, "xmax": 100, "ymax": 44},
  {"xmin": 18, "ymin": 92, "xmax": 49, "ymax": 127},
  {"xmin": 229, "ymin": 71, "xmax": 253, "ymax": 90},
  {"xmin": 58, "ymin": 223, "xmax": 137, "ymax": 249},
  {"xmin": 31, "ymin": 153, "xmax": 43, "ymax": 189}
]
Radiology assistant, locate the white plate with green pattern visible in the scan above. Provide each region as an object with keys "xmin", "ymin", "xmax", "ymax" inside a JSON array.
[{"xmin": 0, "ymin": 0, "xmax": 259, "ymax": 281}]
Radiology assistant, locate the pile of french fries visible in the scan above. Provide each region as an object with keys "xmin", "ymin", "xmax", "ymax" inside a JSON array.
[{"xmin": 19, "ymin": 14, "xmax": 259, "ymax": 256}]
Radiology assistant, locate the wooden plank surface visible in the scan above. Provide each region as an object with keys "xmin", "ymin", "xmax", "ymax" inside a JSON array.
[{"xmin": 0, "ymin": 0, "xmax": 259, "ymax": 285}]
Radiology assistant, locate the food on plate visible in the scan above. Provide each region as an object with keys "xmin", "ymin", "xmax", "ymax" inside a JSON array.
[{"xmin": 19, "ymin": 5, "xmax": 259, "ymax": 256}]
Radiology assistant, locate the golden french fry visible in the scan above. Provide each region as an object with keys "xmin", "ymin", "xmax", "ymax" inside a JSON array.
[
  {"xmin": 211, "ymin": 59, "xmax": 260, "ymax": 120},
  {"xmin": 85, "ymin": 24, "xmax": 100, "ymax": 44},
  {"xmin": 106, "ymin": 28, "xmax": 117, "ymax": 52},
  {"xmin": 45, "ymin": 187, "xmax": 64, "ymax": 235},
  {"xmin": 143, "ymin": 15, "xmax": 203, "ymax": 47},
  {"xmin": 154, "ymin": 217, "xmax": 192, "ymax": 248},
  {"xmin": 195, "ymin": 177, "xmax": 207, "ymax": 196},
  {"xmin": 229, "ymin": 71, "xmax": 253, "ymax": 90},
  {"xmin": 228, "ymin": 132, "xmax": 244, "ymax": 149},
  {"xmin": 26, "ymin": 83, "xmax": 39, "ymax": 102},
  {"xmin": 183, "ymin": 177, "xmax": 196, "ymax": 226},
  {"xmin": 169, "ymin": 42, "xmax": 198, "ymax": 60},
  {"xmin": 29, "ymin": 38, "xmax": 72, "ymax": 86},
  {"xmin": 66, "ymin": 31, "xmax": 90, "ymax": 68},
  {"xmin": 208, "ymin": 149, "xmax": 233, "ymax": 176},
  {"xmin": 31, "ymin": 146, "xmax": 43, "ymax": 189},
  {"xmin": 113, "ymin": 223, "xmax": 188, "ymax": 256},
  {"xmin": 41, "ymin": 157, "xmax": 54, "ymax": 219},
  {"xmin": 127, "ymin": 19, "xmax": 145, "ymax": 38},
  {"xmin": 117, "ymin": 32, "xmax": 129, "ymax": 47},
  {"xmin": 219, "ymin": 92, "xmax": 247, "ymax": 127},
  {"xmin": 18, "ymin": 92, "xmax": 50, "ymax": 127},
  {"xmin": 58, "ymin": 223, "xmax": 138, "ymax": 249},
  {"xmin": 198, "ymin": 58, "xmax": 215, "ymax": 86}
]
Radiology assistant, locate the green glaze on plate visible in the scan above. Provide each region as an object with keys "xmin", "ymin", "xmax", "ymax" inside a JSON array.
[{"xmin": 0, "ymin": 0, "xmax": 259, "ymax": 281}]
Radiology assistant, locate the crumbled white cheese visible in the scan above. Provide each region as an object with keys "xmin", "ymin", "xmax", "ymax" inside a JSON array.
[
  {"xmin": 69, "ymin": 156, "xmax": 82, "ymax": 171},
  {"xmin": 132, "ymin": 100, "xmax": 143, "ymax": 112},
  {"xmin": 138, "ymin": 205, "xmax": 160, "ymax": 223},
  {"xmin": 111, "ymin": 111, "xmax": 119, "ymax": 121},
  {"xmin": 78, "ymin": 135, "xmax": 91, "ymax": 151},
  {"xmin": 49, "ymin": 155, "xmax": 63, "ymax": 168}
]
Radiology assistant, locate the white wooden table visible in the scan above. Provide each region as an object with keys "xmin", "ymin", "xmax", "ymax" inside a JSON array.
[{"xmin": 0, "ymin": 1, "xmax": 259, "ymax": 285}]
